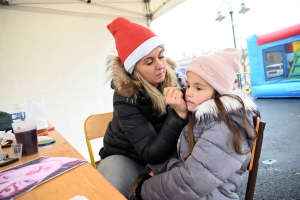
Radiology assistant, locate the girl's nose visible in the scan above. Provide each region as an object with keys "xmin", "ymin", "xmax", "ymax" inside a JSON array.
[{"xmin": 186, "ymin": 88, "xmax": 191, "ymax": 97}]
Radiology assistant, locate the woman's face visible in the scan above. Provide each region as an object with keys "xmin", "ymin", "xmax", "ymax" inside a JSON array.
[{"xmin": 135, "ymin": 46, "xmax": 166, "ymax": 88}]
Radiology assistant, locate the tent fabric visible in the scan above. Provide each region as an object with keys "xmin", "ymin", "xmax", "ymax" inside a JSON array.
[{"xmin": 4, "ymin": 0, "xmax": 185, "ymax": 25}]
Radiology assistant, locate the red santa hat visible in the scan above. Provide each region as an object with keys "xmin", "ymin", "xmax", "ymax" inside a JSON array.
[{"xmin": 107, "ymin": 17, "xmax": 163, "ymax": 73}]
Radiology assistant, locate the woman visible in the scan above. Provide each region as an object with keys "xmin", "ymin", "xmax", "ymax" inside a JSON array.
[{"xmin": 97, "ymin": 17, "xmax": 188, "ymax": 196}]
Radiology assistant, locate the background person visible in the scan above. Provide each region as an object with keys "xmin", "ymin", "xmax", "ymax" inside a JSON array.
[
  {"xmin": 129, "ymin": 48, "xmax": 260, "ymax": 200},
  {"xmin": 97, "ymin": 17, "xmax": 188, "ymax": 196}
]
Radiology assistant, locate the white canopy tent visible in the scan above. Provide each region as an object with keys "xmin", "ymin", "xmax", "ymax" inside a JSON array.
[
  {"xmin": 0, "ymin": 0, "xmax": 185, "ymax": 163},
  {"xmin": 0, "ymin": 0, "xmax": 185, "ymax": 27}
]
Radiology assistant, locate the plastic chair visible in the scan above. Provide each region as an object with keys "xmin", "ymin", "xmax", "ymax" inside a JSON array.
[
  {"xmin": 84, "ymin": 112, "xmax": 113, "ymax": 168},
  {"xmin": 245, "ymin": 117, "xmax": 266, "ymax": 200}
]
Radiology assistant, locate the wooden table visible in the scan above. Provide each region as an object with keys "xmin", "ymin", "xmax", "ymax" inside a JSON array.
[{"xmin": 1, "ymin": 126, "xmax": 126, "ymax": 200}]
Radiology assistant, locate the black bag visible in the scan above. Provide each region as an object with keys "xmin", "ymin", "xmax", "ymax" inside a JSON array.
[{"xmin": 0, "ymin": 111, "xmax": 13, "ymax": 132}]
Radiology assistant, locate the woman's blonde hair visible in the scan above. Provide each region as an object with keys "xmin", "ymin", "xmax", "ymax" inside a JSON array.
[{"xmin": 132, "ymin": 54, "xmax": 178, "ymax": 115}]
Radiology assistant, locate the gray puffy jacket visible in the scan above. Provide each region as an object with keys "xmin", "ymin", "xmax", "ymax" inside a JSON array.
[{"xmin": 141, "ymin": 95, "xmax": 260, "ymax": 200}]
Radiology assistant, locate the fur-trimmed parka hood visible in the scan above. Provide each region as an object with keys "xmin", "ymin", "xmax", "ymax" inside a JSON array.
[
  {"xmin": 193, "ymin": 95, "xmax": 260, "ymax": 129},
  {"xmin": 106, "ymin": 56, "xmax": 177, "ymax": 98}
]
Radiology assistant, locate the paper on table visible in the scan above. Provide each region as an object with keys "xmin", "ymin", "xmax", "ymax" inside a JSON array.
[
  {"xmin": 0, "ymin": 130, "xmax": 15, "ymax": 145},
  {"xmin": 69, "ymin": 195, "xmax": 89, "ymax": 200},
  {"xmin": 0, "ymin": 156, "xmax": 86, "ymax": 200}
]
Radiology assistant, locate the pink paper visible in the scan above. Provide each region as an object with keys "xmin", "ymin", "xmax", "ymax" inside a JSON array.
[{"xmin": 0, "ymin": 156, "xmax": 86, "ymax": 199}]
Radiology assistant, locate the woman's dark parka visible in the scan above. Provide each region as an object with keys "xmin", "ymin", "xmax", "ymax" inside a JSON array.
[{"xmin": 99, "ymin": 56, "xmax": 187, "ymax": 166}]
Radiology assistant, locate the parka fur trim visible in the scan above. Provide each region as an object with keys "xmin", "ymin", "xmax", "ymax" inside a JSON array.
[
  {"xmin": 106, "ymin": 55, "xmax": 177, "ymax": 98},
  {"xmin": 193, "ymin": 95, "xmax": 260, "ymax": 125}
]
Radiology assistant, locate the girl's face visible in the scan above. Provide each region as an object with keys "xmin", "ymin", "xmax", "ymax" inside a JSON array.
[
  {"xmin": 185, "ymin": 72, "xmax": 215, "ymax": 111},
  {"xmin": 135, "ymin": 46, "xmax": 166, "ymax": 88}
]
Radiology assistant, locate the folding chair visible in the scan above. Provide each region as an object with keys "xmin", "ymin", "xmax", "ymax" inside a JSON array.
[
  {"xmin": 84, "ymin": 112, "xmax": 113, "ymax": 168},
  {"xmin": 84, "ymin": 112, "xmax": 143, "ymax": 196},
  {"xmin": 245, "ymin": 116, "xmax": 266, "ymax": 200}
]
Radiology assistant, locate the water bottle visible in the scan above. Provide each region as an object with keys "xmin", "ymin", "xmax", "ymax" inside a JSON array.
[{"xmin": 11, "ymin": 104, "xmax": 26, "ymax": 122}]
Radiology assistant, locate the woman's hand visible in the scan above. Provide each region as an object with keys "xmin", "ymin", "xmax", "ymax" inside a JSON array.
[
  {"xmin": 164, "ymin": 87, "xmax": 188, "ymax": 119},
  {"xmin": 149, "ymin": 171, "xmax": 155, "ymax": 177}
]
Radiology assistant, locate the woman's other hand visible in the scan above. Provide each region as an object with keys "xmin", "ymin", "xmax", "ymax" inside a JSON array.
[
  {"xmin": 164, "ymin": 87, "xmax": 188, "ymax": 119},
  {"xmin": 149, "ymin": 171, "xmax": 155, "ymax": 177}
]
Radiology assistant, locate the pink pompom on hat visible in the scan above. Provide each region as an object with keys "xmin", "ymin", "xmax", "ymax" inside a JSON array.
[
  {"xmin": 107, "ymin": 17, "xmax": 163, "ymax": 73},
  {"xmin": 186, "ymin": 48, "xmax": 242, "ymax": 95}
]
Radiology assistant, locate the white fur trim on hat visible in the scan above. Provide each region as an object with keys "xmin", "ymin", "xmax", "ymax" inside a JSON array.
[{"xmin": 124, "ymin": 36, "xmax": 163, "ymax": 73}]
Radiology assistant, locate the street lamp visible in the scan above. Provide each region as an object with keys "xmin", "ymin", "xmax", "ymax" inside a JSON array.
[{"xmin": 215, "ymin": 0, "xmax": 250, "ymax": 48}]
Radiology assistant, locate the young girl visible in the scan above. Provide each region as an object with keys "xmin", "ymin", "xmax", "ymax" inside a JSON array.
[{"xmin": 130, "ymin": 48, "xmax": 260, "ymax": 200}]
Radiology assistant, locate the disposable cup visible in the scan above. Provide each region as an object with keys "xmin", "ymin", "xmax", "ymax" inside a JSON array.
[
  {"xmin": 10, "ymin": 143, "xmax": 23, "ymax": 159},
  {"xmin": 14, "ymin": 129, "xmax": 38, "ymax": 156},
  {"xmin": 12, "ymin": 120, "xmax": 38, "ymax": 156}
]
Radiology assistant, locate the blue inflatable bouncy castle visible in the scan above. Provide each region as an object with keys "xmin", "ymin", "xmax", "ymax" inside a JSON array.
[{"xmin": 247, "ymin": 24, "xmax": 300, "ymax": 98}]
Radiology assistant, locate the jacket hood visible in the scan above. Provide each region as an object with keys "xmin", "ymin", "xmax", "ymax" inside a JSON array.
[
  {"xmin": 106, "ymin": 56, "xmax": 177, "ymax": 98},
  {"xmin": 193, "ymin": 95, "xmax": 260, "ymax": 130}
]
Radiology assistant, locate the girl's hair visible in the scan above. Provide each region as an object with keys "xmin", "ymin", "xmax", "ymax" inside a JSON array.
[
  {"xmin": 132, "ymin": 47, "xmax": 178, "ymax": 115},
  {"xmin": 184, "ymin": 92, "xmax": 257, "ymax": 160}
]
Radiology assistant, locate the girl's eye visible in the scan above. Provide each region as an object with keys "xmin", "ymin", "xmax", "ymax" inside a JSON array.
[
  {"xmin": 158, "ymin": 55, "xmax": 164, "ymax": 59},
  {"xmin": 186, "ymin": 85, "xmax": 190, "ymax": 88},
  {"xmin": 197, "ymin": 87, "xmax": 202, "ymax": 90}
]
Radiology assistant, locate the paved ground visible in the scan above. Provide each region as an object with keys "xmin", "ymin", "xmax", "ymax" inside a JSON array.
[{"xmin": 238, "ymin": 98, "xmax": 300, "ymax": 200}]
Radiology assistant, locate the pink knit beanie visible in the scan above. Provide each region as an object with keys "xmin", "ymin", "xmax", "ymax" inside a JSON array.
[{"xmin": 186, "ymin": 48, "xmax": 242, "ymax": 95}]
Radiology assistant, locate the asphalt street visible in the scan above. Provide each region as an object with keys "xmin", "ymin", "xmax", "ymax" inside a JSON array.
[{"xmin": 238, "ymin": 98, "xmax": 300, "ymax": 200}]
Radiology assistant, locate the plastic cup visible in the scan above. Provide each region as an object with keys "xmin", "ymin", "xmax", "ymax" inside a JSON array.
[
  {"xmin": 11, "ymin": 120, "xmax": 38, "ymax": 156},
  {"xmin": 14, "ymin": 129, "xmax": 38, "ymax": 156},
  {"xmin": 10, "ymin": 143, "xmax": 23, "ymax": 159},
  {"xmin": 12, "ymin": 120, "xmax": 38, "ymax": 156}
]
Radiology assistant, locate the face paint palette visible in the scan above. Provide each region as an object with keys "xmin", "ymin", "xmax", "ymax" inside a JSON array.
[{"xmin": 37, "ymin": 136, "xmax": 56, "ymax": 146}]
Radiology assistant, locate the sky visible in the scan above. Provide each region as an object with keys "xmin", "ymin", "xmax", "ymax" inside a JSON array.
[{"xmin": 151, "ymin": 0, "xmax": 300, "ymax": 60}]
